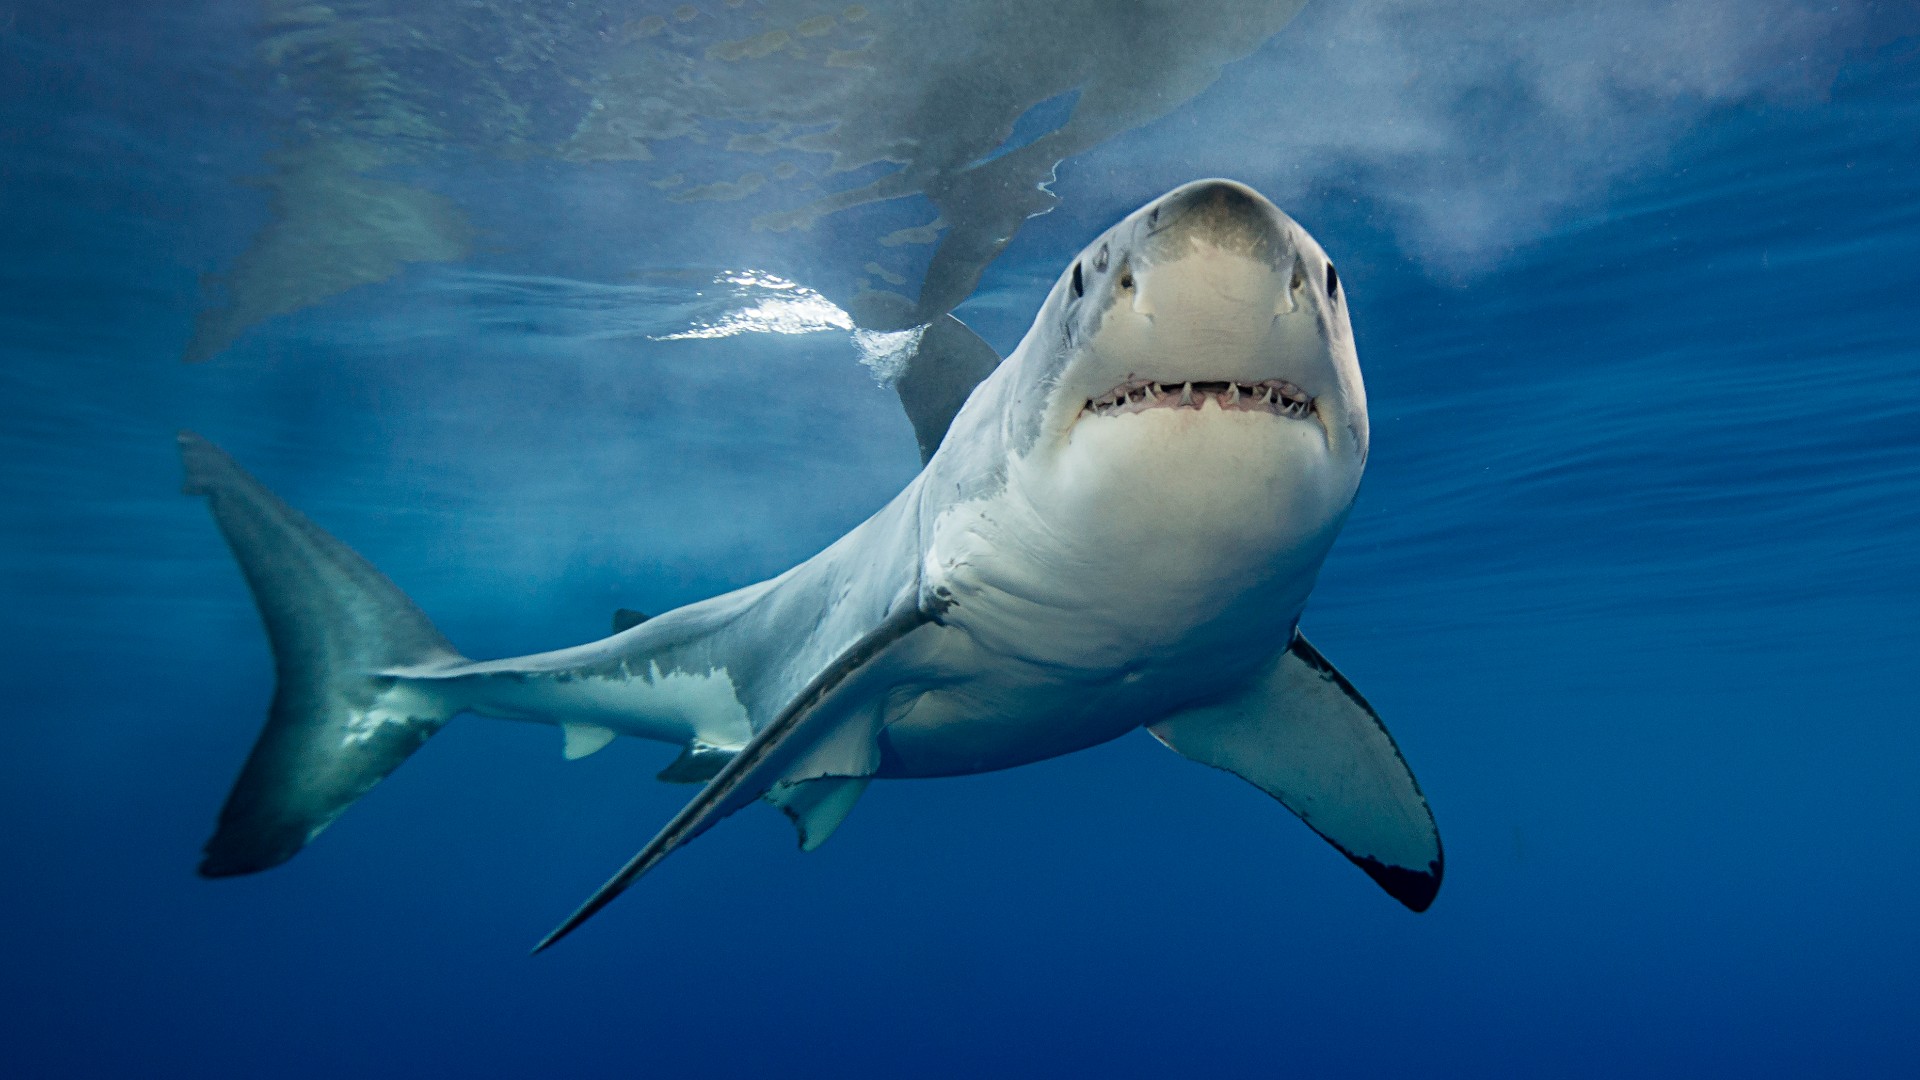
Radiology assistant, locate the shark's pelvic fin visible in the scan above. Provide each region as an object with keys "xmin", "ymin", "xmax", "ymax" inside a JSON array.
[
  {"xmin": 533, "ymin": 604, "xmax": 929, "ymax": 953},
  {"xmin": 654, "ymin": 740, "xmax": 736, "ymax": 784},
  {"xmin": 754, "ymin": 682, "xmax": 892, "ymax": 849},
  {"xmin": 179, "ymin": 432, "xmax": 466, "ymax": 876},
  {"xmin": 767, "ymin": 776, "xmax": 871, "ymax": 852},
  {"xmin": 561, "ymin": 723, "xmax": 617, "ymax": 760},
  {"xmin": 1149, "ymin": 633, "xmax": 1443, "ymax": 912}
]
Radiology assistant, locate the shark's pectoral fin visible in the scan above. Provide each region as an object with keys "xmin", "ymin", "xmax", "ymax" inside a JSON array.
[
  {"xmin": 766, "ymin": 776, "xmax": 871, "ymax": 852},
  {"xmin": 532, "ymin": 605, "xmax": 929, "ymax": 953},
  {"xmin": 1149, "ymin": 633, "xmax": 1442, "ymax": 912}
]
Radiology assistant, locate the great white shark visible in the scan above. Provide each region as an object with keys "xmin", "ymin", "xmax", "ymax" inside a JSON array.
[{"xmin": 182, "ymin": 179, "xmax": 1442, "ymax": 950}]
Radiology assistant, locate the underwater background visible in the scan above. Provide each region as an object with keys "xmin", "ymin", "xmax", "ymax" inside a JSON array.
[{"xmin": 4, "ymin": 1, "xmax": 1918, "ymax": 1076}]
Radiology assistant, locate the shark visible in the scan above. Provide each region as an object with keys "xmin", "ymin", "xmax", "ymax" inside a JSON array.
[{"xmin": 182, "ymin": 179, "xmax": 1443, "ymax": 951}]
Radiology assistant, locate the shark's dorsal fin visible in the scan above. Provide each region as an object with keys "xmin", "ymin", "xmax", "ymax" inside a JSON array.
[
  {"xmin": 1149, "ymin": 632, "xmax": 1443, "ymax": 912},
  {"xmin": 532, "ymin": 603, "xmax": 930, "ymax": 953},
  {"xmin": 895, "ymin": 315, "xmax": 1001, "ymax": 463},
  {"xmin": 849, "ymin": 292, "xmax": 1001, "ymax": 464}
]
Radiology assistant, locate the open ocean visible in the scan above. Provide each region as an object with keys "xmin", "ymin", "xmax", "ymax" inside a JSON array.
[{"xmin": 3, "ymin": 2, "xmax": 1917, "ymax": 1076}]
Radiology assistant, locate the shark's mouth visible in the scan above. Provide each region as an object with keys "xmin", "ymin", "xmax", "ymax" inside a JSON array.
[{"xmin": 1081, "ymin": 379, "xmax": 1316, "ymax": 421}]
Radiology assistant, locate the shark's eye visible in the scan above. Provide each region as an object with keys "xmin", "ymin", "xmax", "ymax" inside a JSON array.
[
  {"xmin": 1119, "ymin": 269, "xmax": 1134, "ymax": 290},
  {"xmin": 1325, "ymin": 262, "xmax": 1339, "ymax": 300},
  {"xmin": 1070, "ymin": 262, "xmax": 1083, "ymax": 299}
]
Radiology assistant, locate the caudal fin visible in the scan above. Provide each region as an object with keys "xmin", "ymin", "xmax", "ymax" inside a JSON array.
[{"xmin": 181, "ymin": 432, "xmax": 465, "ymax": 876}]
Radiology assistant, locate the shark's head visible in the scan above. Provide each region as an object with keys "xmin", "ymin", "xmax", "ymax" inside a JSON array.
[
  {"xmin": 923, "ymin": 181, "xmax": 1371, "ymax": 666},
  {"xmin": 1003, "ymin": 180, "xmax": 1366, "ymax": 556},
  {"xmin": 1015, "ymin": 178, "xmax": 1366, "ymax": 468}
]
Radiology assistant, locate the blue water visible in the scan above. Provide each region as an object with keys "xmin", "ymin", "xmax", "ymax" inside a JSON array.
[{"xmin": 4, "ymin": 3, "xmax": 1919, "ymax": 1077}]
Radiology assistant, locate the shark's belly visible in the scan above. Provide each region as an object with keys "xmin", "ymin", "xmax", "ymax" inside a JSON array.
[
  {"xmin": 870, "ymin": 618, "xmax": 1277, "ymax": 779},
  {"xmin": 890, "ymin": 423, "xmax": 1347, "ymax": 777},
  {"xmin": 873, "ymin": 666, "xmax": 1142, "ymax": 778}
]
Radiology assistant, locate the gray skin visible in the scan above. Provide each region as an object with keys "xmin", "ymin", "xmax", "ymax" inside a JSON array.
[
  {"xmin": 427, "ymin": 180, "xmax": 1363, "ymax": 771},
  {"xmin": 183, "ymin": 180, "xmax": 1435, "ymax": 951}
]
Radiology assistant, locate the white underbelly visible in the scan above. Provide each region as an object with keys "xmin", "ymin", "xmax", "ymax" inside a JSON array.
[
  {"xmin": 871, "ymin": 612, "xmax": 1279, "ymax": 779},
  {"xmin": 891, "ymin": 408, "xmax": 1357, "ymax": 777},
  {"xmin": 923, "ymin": 415, "xmax": 1342, "ymax": 671},
  {"xmin": 872, "ymin": 625, "xmax": 1147, "ymax": 777},
  {"xmin": 887, "ymin": 407, "xmax": 1351, "ymax": 768}
]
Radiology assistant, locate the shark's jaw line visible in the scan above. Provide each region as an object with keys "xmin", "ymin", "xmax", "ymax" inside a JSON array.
[{"xmin": 1079, "ymin": 378, "xmax": 1317, "ymax": 422}]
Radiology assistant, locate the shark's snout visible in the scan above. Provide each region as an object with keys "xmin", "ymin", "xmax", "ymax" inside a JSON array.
[{"xmin": 1141, "ymin": 179, "xmax": 1292, "ymax": 268}]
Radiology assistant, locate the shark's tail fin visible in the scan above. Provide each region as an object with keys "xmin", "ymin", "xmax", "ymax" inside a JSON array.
[{"xmin": 180, "ymin": 432, "xmax": 466, "ymax": 877}]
